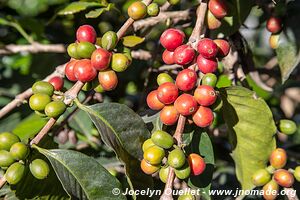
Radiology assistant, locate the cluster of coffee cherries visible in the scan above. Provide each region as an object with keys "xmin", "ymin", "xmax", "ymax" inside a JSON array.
[
  {"xmin": 252, "ymin": 148, "xmax": 300, "ymax": 200},
  {"xmin": 0, "ymin": 132, "xmax": 50, "ymax": 185},
  {"xmin": 266, "ymin": 16, "xmax": 283, "ymax": 49},
  {"xmin": 141, "ymin": 131, "xmax": 206, "ymax": 182},
  {"xmin": 29, "ymin": 80, "xmax": 66, "ymax": 118},
  {"xmin": 206, "ymin": 0, "xmax": 229, "ymax": 30}
]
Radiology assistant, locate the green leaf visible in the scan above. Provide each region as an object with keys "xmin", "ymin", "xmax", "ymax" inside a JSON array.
[
  {"xmin": 68, "ymin": 110, "xmax": 94, "ymax": 137},
  {"xmin": 220, "ymin": 86, "xmax": 276, "ymax": 190},
  {"xmin": 0, "ymin": 113, "xmax": 21, "ymax": 132},
  {"xmin": 122, "ymin": 36, "xmax": 145, "ymax": 47},
  {"xmin": 85, "ymin": 8, "xmax": 106, "ymax": 18},
  {"xmin": 58, "ymin": 2, "xmax": 103, "ymax": 15},
  {"xmin": 34, "ymin": 146, "xmax": 126, "ymax": 200},
  {"xmin": 76, "ymin": 102, "xmax": 153, "ymax": 198},
  {"xmin": 187, "ymin": 130, "xmax": 214, "ymax": 200},
  {"xmin": 141, "ymin": 110, "xmax": 162, "ymax": 132}
]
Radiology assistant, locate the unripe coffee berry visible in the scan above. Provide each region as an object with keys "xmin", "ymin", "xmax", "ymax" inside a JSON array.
[
  {"xmin": 32, "ymin": 81, "xmax": 54, "ymax": 96},
  {"xmin": 251, "ymin": 169, "xmax": 271, "ymax": 186},
  {"xmin": 128, "ymin": 1, "xmax": 147, "ymax": 20},
  {"xmin": 178, "ymin": 194, "xmax": 195, "ymax": 200},
  {"xmin": 174, "ymin": 162, "xmax": 191, "ymax": 179},
  {"xmin": 0, "ymin": 132, "xmax": 20, "ymax": 151},
  {"xmin": 162, "ymin": 49, "xmax": 175, "ymax": 65},
  {"xmin": 192, "ymin": 106, "xmax": 214, "ymax": 127},
  {"xmin": 151, "ymin": 130, "xmax": 174, "ymax": 149},
  {"xmin": 142, "ymin": 138, "xmax": 155, "ymax": 152},
  {"xmin": 279, "ymin": 119, "xmax": 297, "ymax": 135},
  {"xmin": 197, "ymin": 55, "xmax": 218, "ymax": 74},
  {"xmin": 30, "ymin": 159, "xmax": 50, "ymax": 180},
  {"xmin": 76, "ymin": 25, "xmax": 97, "ymax": 44},
  {"xmin": 269, "ymin": 148, "xmax": 287, "ymax": 169},
  {"xmin": 77, "ymin": 42, "xmax": 96, "ymax": 59},
  {"xmin": 147, "ymin": 3, "xmax": 159, "ymax": 17},
  {"xmin": 168, "ymin": 0, "xmax": 180, "ymax": 5},
  {"xmin": 65, "ymin": 60, "xmax": 78, "ymax": 82},
  {"xmin": 0, "ymin": 150, "xmax": 15, "ymax": 167},
  {"xmin": 10, "ymin": 142, "xmax": 29, "ymax": 160},
  {"xmin": 29, "ymin": 94, "xmax": 51, "ymax": 112},
  {"xmin": 160, "ymin": 28, "xmax": 185, "ymax": 51},
  {"xmin": 111, "ymin": 53, "xmax": 130, "ymax": 72},
  {"xmin": 263, "ymin": 180, "xmax": 279, "ymax": 200},
  {"xmin": 157, "ymin": 73, "xmax": 174, "ymax": 85},
  {"xmin": 194, "ymin": 85, "xmax": 217, "ymax": 106},
  {"xmin": 98, "ymin": 70, "xmax": 118, "ymax": 91},
  {"xmin": 214, "ymin": 39, "xmax": 230, "ymax": 58},
  {"xmin": 141, "ymin": 159, "xmax": 160, "ymax": 175},
  {"xmin": 143, "ymin": 145, "xmax": 165, "ymax": 165},
  {"xmin": 168, "ymin": 149, "xmax": 186, "ymax": 169},
  {"xmin": 273, "ymin": 169, "xmax": 294, "ymax": 188},
  {"xmin": 206, "ymin": 10, "xmax": 222, "ymax": 30},
  {"xmin": 175, "ymin": 69, "xmax": 197, "ymax": 92},
  {"xmin": 45, "ymin": 101, "xmax": 66, "ymax": 118},
  {"xmin": 67, "ymin": 43, "xmax": 80, "ymax": 59},
  {"xmin": 160, "ymin": 105, "xmax": 179, "ymax": 125},
  {"xmin": 197, "ymin": 38, "xmax": 218, "ymax": 58},
  {"xmin": 173, "ymin": 45, "xmax": 195, "ymax": 65},
  {"xmin": 174, "ymin": 94, "xmax": 198, "ymax": 116},
  {"xmin": 48, "ymin": 76, "xmax": 64, "ymax": 91},
  {"xmin": 5, "ymin": 162, "xmax": 25, "ymax": 185},
  {"xmin": 201, "ymin": 73, "xmax": 217, "ymax": 87},
  {"xmin": 188, "ymin": 153, "xmax": 206, "ymax": 176},
  {"xmin": 74, "ymin": 59, "xmax": 97, "ymax": 82},
  {"xmin": 101, "ymin": 31, "xmax": 118, "ymax": 51},
  {"xmin": 159, "ymin": 166, "xmax": 170, "ymax": 183},
  {"xmin": 208, "ymin": 0, "xmax": 228, "ymax": 19},
  {"xmin": 91, "ymin": 48, "xmax": 111, "ymax": 71},
  {"xmin": 146, "ymin": 90, "xmax": 165, "ymax": 110},
  {"xmin": 269, "ymin": 34, "xmax": 280, "ymax": 49},
  {"xmin": 157, "ymin": 82, "xmax": 178, "ymax": 104},
  {"xmin": 294, "ymin": 166, "xmax": 300, "ymax": 182},
  {"xmin": 266, "ymin": 17, "xmax": 282, "ymax": 34}
]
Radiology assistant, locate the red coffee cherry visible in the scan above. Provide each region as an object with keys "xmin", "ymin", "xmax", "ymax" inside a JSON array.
[
  {"xmin": 197, "ymin": 55, "xmax": 218, "ymax": 74},
  {"xmin": 160, "ymin": 105, "xmax": 179, "ymax": 125},
  {"xmin": 157, "ymin": 82, "xmax": 179, "ymax": 105},
  {"xmin": 197, "ymin": 38, "xmax": 218, "ymax": 58},
  {"xmin": 208, "ymin": 0, "xmax": 228, "ymax": 19},
  {"xmin": 76, "ymin": 25, "xmax": 97, "ymax": 44},
  {"xmin": 194, "ymin": 85, "xmax": 217, "ymax": 106},
  {"xmin": 273, "ymin": 169, "xmax": 294, "ymax": 188},
  {"xmin": 214, "ymin": 39, "xmax": 230, "ymax": 58},
  {"xmin": 65, "ymin": 60, "xmax": 78, "ymax": 82},
  {"xmin": 175, "ymin": 69, "xmax": 197, "ymax": 92},
  {"xmin": 91, "ymin": 48, "xmax": 112, "ymax": 71},
  {"xmin": 206, "ymin": 10, "xmax": 222, "ymax": 30},
  {"xmin": 266, "ymin": 17, "xmax": 282, "ymax": 34},
  {"xmin": 188, "ymin": 153, "xmax": 206, "ymax": 176},
  {"xmin": 98, "ymin": 70, "xmax": 118, "ymax": 91},
  {"xmin": 192, "ymin": 106, "xmax": 214, "ymax": 127},
  {"xmin": 73, "ymin": 59, "xmax": 97, "ymax": 82},
  {"xmin": 269, "ymin": 148, "xmax": 287, "ymax": 169},
  {"xmin": 160, "ymin": 28, "xmax": 185, "ymax": 51},
  {"xmin": 162, "ymin": 49, "xmax": 175, "ymax": 65},
  {"xmin": 173, "ymin": 45, "xmax": 195, "ymax": 65},
  {"xmin": 147, "ymin": 90, "xmax": 165, "ymax": 110},
  {"xmin": 48, "ymin": 76, "xmax": 64, "ymax": 91},
  {"xmin": 174, "ymin": 94, "xmax": 198, "ymax": 116}
]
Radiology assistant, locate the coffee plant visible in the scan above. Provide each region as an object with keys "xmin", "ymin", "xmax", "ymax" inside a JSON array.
[{"xmin": 0, "ymin": 0, "xmax": 300, "ymax": 199}]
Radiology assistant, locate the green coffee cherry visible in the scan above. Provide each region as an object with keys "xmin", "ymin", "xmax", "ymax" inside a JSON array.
[
  {"xmin": 77, "ymin": 42, "xmax": 96, "ymax": 59},
  {"xmin": 67, "ymin": 43, "xmax": 80, "ymax": 59},
  {"xmin": 174, "ymin": 162, "xmax": 190, "ymax": 179},
  {"xmin": 279, "ymin": 119, "xmax": 297, "ymax": 135},
  {"xmin": 98, "ymin": 21, "xmax": 113, "ymax": 35},
  {"xmin": 101, "ymin": 31, "xmax": 118, "ymax": 51},
  {"xmin": 294, "ymin": 166, "xmax": 300, "ymax": 182},
  {"xmin": 202, "ymin": 73, "xmax": 217, "ymax": 87},
  {"xmin": 29, "ymin": 94, "xmax": 51, "ymax": 112},
  {"xmin": 94, "ymin": 84, "xmax": 104, "ymax": 93},
  {"xmin": 168, "ymin": 0, "xmax": 180, "ymax": 5},
  {"xmin": 252, "ymin": 169, "xmax": 271, "ymax": 186},
  {"xmin": 0, "ymin": 150, "xmax": 15, "ymax": 167},
  {"xmin": 32, "ymin": 81, "xmax": 54, "ymax": 96},
  {"xmin": 5, "ymin": 162, "xmax": 25, "ymax": 185},
  {"xmin": 157, "ymin": 73, "xmax": 173, "ymax": 85},
  {"xmin": 30, "ymin": 159, "xmax": 50, "ymax": 180},
  {"xmin": 44, "ymin": 101, "xmax": 66, "ymax": 118},
  {"xmin": 82, "ymin": 82, "xmax": 94, "ymax": 91},
  {"xmin": 151, "ymin": 130, "xmax": 174, "ymax": 149},
  {"xmin": 143, "ymin": 145, "xmax": 165, "ymax": 165},
  {"xmin": 10, "ymin": 142, "xmax": 29, "ymax": 160},
  {"xmin": 142, "ymin": 139, "xmax": 155, "ymax": 152},
  {"xmin": 111, "ymin": 53, "xmax": 130, "ymax": 72},
  {"xmin": 159, "ymin": 166, "xmax": 170, "ymax": 183},
  {"xmin": 147, "ymin": 3, "xmax": 160, "ymax": 16},
  {"xmin": 178, "ymin": 193, "xmax": 195, "ymax": 200},
  {"xmin": 168, "ymin": 149, "xmax": 186, "ymax": 169},
  {"xmin": 0, "ymin": 132, "xmax": 20, "ymax": 151}
]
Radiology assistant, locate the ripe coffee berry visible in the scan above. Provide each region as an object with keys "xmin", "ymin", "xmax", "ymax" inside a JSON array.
[
  {"xmin": 266, "ymin": 17, "xmax": 282, "ymax": 34},
  {"xmin": 194, "ymin": 85, "xmax": 217, "ymax": 106},
  {"xmin": 197, "ymin": 38, "xmax": 218, "ymax": 58},
  {"xmin": 208, "ymin": 0, "xmax": 228, "ymax": 19},
  {"xmin": 175, "ymin": 69, "xmax": 197, "ymax": 92},
  {"xmin": 273, "ymin": 169, "xmax": 294, "ymax": 188},
  {"xmin": 128, "ymin": 1, "xmax": 147, "ymax": 20},
  {"xmin": 157, "ymin": 82, "xmax": 178, "ymax": 104},
  {"xmin": 160, "ymin": 105, "xmax": 179, "ymax": 125},
  {"xmin": 263, "ymin": 180, "xmax": 279, "ymax": 200},
  {"xmin": 206, "ymin": 10, "xmax": 222, "ymax": 30},
  {"xmin": 214, "ymin": 39, "xmax": 230, "ymax": 58},
  {"xmin": 162, "ymin": 49, "xmax": 175, "ymax": 65},
  {"xmin": 98, "ymin": 70, "xmax": 118, "ymax": 91},
  {"xmin": 197, "ymin": 55, "xmax": 218, "ymax": 74},
  {"xmin": 192, "ymin": 106, "xmax": 214, "ymax": 127},
  {"xmin": 269, "ymin": 148, "xmax": 287, "ymax": 169},
  {"xmin": 74, "ymin": 59, "xmax": 97, "ymax": 82},
  {"xmin": 173, "ymin": 45, "xmax": 195, "ymax": 65},
  {"xmin": 76, "ymin": 25, "xmax": 97, "ymax": 44},
  {"xmin": 174, "ymin": 94, "xmax": 198, "ymax": 116},
  {"xmin": 157, "ymin": 73, "xmax": 173, "ymax": 85},
  {"xmin": 91, "ymin": 48, "xmax": 111, "ymax": 71},
  {"xmin": 160, "ymin": 28, "xmax": 185, "ymax": 51},
  {"xmin": 48, "ymin": 76, "xmax": 64, "ymax": 91},
  {"xmin": 141, "ymin": 159, "xmax": 160, "ymax": 175},
  {"xmin": 188, "ymin": 153, "xmax": 206, "ymax": 176},
  {"xmin": 65, "ymin": 60, "xmax": 78, "ymax": 82},
  {"xmin": 146, "ymin": 90, "xmax": 165, "ymax": 110}
]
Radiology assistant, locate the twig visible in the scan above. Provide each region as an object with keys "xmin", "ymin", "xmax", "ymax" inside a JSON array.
[
  {"xmin": 131, "ymin": 49, "xmax": 152, "ymax": 60},
  {"xmin": 284, "ymin": 188, "xmax": 299, "ymax": 200},
  {"xmin": 0, "ymin": 177, "xmax": 6, "ymax": 189},
  {"xmin": 30, "ymin": 118, "xmax": 57, "ymax": 145},
  {"xmin": 0, "ymin": 43, "xmax": 65, "ymax": 55}
]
